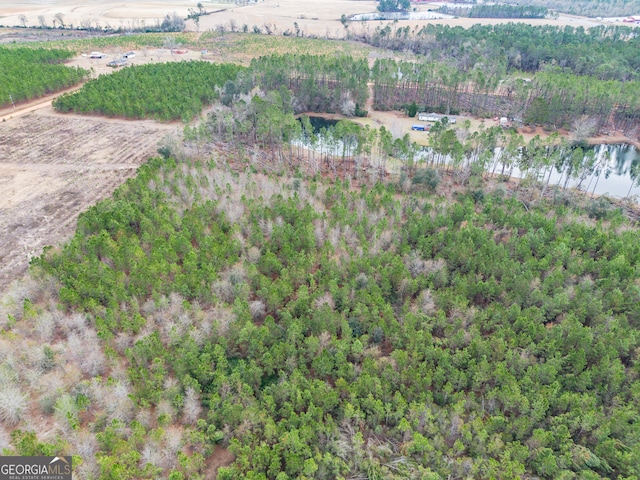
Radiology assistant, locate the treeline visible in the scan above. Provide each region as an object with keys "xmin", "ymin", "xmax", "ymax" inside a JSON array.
[
  {"xmin": 508, "ymin": 0, "xmax": 640, "ymax": 17},
  {"xmin": 249, "ymin": 54, "xmax": 369, "ymax": 114},
  {"xmin": 357, "ymin": 23, "xmax": 640, "ymax": 81},
  {"xmin": 53, "ymin": 61, "xmax": 244, "ymax": 121},
  {"xmin": 527, "ymin": 70, "xmax": 640, "ymax": 131},
  {"xmin": 371, "ymin": 59, "xmax": 640, "ymax": 131},
  {"xmin": 0, "ymin": 47, "xmax": 88, "ymax": 108},
  {"xmin": 437, "ymin": 4, "xmax": 549, "ymax": 19},
  {"xmin": 52, "ymin": 54, "xmax": 370, "ymax": 122},
  {"xmin": 27, "ymin": 152, "xmax": 640, "ymax": 479},
  {"xmin": 187, "ymin": 89, "xmax": 399, "ymax": 180}
]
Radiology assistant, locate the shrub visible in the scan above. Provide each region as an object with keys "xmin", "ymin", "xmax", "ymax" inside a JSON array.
[
  {"xmin": 0, "ymin": 385, "xmax": 28, "ymax": 425},
  {"xmin": 586, "ymin": 196, "xmax": 615, "ymax": 220},
  {"xmin": 412, "ymin": 168, "xmax": 440, "ymax": 191},
  {"xmin": 405, "ymin": 101, "xmax": 418, "ymax": 118}
]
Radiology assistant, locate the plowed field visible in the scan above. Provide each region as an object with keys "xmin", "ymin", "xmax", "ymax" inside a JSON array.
[{"xmin": 0, "ymin": 109, "xmax": 178, "ymax": 293}]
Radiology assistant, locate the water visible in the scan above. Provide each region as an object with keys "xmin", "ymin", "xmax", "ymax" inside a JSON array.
[
  {"xmin": 413, "ymin": 143, "xmax": 640, "ymax": 199},
  {"xmin": 294, "ymin": 116, "xmax": 345, "ymax": 153},
  {"xmin": 526, "ymin": 144, "xmax": 640, "ymax": 199},
  {"xmin": 295, "ymin": 118, "xmax": 640, "ymax": 199},
  {"xmin": 300, "ymin": 116, "xmax": 339, "ymax": 133},
  {"xmin": 487, "ymin": 143, "xmax": 640, "ymax": 199}
]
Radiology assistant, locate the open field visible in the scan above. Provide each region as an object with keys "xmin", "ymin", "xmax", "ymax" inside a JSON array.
[
  {"xmin": 0, "ymin": 109, "xmax": 179, "ymax": 293},
  {"xmin": 193, "ymin": 0, "xmax": 623, "ymax": 37},
  {"xmin": 0, "ymin": 0, "xmax": 629, "ymax": 38},
  {"xmin": 0, "ymin": 0, "xmax": 227, "ymax": 30}
]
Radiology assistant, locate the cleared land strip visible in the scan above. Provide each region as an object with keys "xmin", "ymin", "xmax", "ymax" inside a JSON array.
[{"xmin": 0, "ymin": 111, "xmax": 173, "ymax": 293}]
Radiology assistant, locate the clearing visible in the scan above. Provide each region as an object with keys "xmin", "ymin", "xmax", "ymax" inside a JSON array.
[{"xmin": 0, "ymin": 108, "xmax": 179, "ymax": 293}]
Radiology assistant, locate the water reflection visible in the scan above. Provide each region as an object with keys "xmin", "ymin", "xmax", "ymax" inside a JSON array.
[
  {"xmin": 301, "ymin": 116, "xmax": 339, "ymax": 132},
  {"xmin": 542, "ymin": 144, "xmax": 640, "ymax": 199},
  {"xmin": 295, "ymin": 115, "xmax": 640, "ymax": 200}
]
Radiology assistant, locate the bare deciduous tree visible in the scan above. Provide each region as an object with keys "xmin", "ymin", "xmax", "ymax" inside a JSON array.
[
  {"xmin": 54, "ymin": 13, "xmax": 65, "ymax": 28},
  {"xmin": 0, "ymin": 385, "xmax": 27, "ymax": 425},
  {"xmin": 571, "ymin": 115, "xmax": 597, "ymax": 143},
  {"xmin": 182, "ymin": 387, "xmax": 202, "ymax": 424},
  {"xmin": 341, "ymin": 97, "xmax": 356, "ymax": 117}
]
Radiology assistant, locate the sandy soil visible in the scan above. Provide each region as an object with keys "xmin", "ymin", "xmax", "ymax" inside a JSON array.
[
  {"xmin": 0, "ymin": 0, "xmax": 226, "ymax": 30},
  {"xmin": 70, "ymin": 48, "xmax": 208, "ymax": 76}
]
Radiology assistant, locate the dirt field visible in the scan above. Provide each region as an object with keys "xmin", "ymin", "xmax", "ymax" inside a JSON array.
[
  {"xmin": 194, "ymin": 1, "xmax": 620, "ymax": 37},
  {"xmin": 0, "ymin": 108, "xmax": 180, "ymax": 293},
  {"xmin": 1, "ymin": 0, "xmax": 627, "ymax": 37}
]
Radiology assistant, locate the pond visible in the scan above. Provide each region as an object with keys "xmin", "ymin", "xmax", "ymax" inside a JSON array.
[
  {"xmin": 416, "ymin": 143, "xmax": 640, "ymax": 199},
  {"xmin": 295, "ymin": 116, "xmax": 640, "ymax": 199},
  {"xmin": 294, "ymin": 116, "xmax": 345, "ymax": 153}
]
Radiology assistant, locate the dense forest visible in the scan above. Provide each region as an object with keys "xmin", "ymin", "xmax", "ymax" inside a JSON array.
[
  {"xmin": 358, "ymin": 24, "xmax": 640, "ymax": 80},
  {"xmin": 53, "ymin": 62, "xmax": 244, "ymax": 121},
  {"xmin": 2, "ymin": 149, "xmax": 633, "ymax": 479},
  {"xmin": 0, "ymin": 47, "xmax": 88, "ymax": 108},
  {"xmin": 248, "ymin": 55, "xmax": 369, "ymax": 115}
]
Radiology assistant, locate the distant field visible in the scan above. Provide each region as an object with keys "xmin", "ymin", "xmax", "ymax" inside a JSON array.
[
  {"xmin": 0, "ymin": 0, "xmax": 623, "ymax": 41},
  {"xmin": 0, "ymin": 1, "xmax": 228, "ymax": 29}
]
